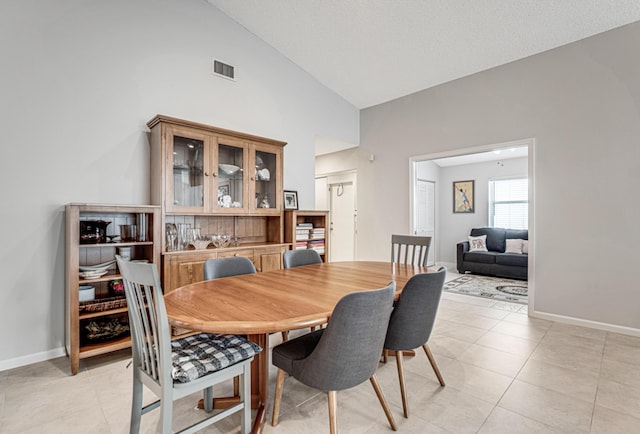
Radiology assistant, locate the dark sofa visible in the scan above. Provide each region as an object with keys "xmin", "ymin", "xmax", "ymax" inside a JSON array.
[{"xmin": 457, "ymin": 227, "xmax": 528, "ymax": 280}]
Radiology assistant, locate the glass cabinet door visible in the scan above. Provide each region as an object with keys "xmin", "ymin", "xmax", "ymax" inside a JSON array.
[
  {"xmin": 215, "ymin": 138, "xmax": 247, "ymax": 212},
  {"xmin": 252, "ymin": 145, "xmax": 281, "ymax": 211},
  {"xmin": 167, "ymin": 129, "xmax": 208, "ymax": 212}
]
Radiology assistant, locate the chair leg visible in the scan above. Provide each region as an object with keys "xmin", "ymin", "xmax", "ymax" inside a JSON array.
[
  {"xmin": 422, "ymin": 343, "xmax": 445, "ymax": 386},
  {"xmin": 203, "ymin": 386, "xmax": 213, "ymax": 412},
  {"xmin": 395, "ymin": 350, "xmax": 409, "ymax": 418},
  {"xmin": 130, "ymin": 371, "xmax": 143, "ymax": 434},
  {"xmin": 369, "ymin": 374, "xmax": 398, "ymax": 431},
  {"xmin": 382, "ymin": 349, "xmax": 388, "ymax": 364},
  {"xmin": 328, "ymin": 390, "xmax": 337, "ymax": 434},
  {"xmin": 241, "ymin": 362, "xmax": 251, "ymax": 434},
  {"xmin": 159, "ymin": 389, "xmax": 173, "ymax": 434},
  {"xmin": 281, "ymin": 330, "xmax": 289, "ymax": 342},
  {"xmin": 271, "ymin": 369, "xmax": 286, "ymax": 426}
]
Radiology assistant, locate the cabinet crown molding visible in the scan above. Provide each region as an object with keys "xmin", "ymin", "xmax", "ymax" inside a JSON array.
[{"xmin": 146, "ymin": 115, "xmax": 287, "ymax": 148}]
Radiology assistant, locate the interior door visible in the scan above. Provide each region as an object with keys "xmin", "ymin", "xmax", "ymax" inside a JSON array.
[
  {"xmin": 329, "ymin": 182, "xmax": 356, "ymax": 261},
  {"xmin": 415, "ymin": 179, "xmax": 436, "ymax": 266}
]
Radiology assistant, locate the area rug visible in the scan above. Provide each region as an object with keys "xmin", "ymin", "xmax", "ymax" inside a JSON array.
[{"xmin": 444, "ymin": 275, "xmax": 528, "ymax": 304}]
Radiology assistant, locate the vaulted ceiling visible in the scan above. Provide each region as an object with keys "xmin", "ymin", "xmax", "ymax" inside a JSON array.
[{"xmin": 209, "ymin": 1, "xmax": 640, "ymax": 109}]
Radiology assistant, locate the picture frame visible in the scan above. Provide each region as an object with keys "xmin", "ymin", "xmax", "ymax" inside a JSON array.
[
  {"xmin": 453, "ymin": 180, "xmax": 474, "ymax": 213},
  {"xmin": 218, "ymin": 184, "xmax": 229, "ymax": 197},
  {"xmin": 283, "ymin": 190, "xmax": 298, "ymax": 210}
]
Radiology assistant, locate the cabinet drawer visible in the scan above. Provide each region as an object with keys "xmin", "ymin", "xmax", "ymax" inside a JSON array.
[{"xmin": 216, "ymin": 248, "xmax": 255, "ymax": 261}]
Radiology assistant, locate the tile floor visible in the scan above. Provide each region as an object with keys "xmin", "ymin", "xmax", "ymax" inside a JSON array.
[{"xmin": 1, "ymin": 271, "xmax": 639, "ymax": 433}]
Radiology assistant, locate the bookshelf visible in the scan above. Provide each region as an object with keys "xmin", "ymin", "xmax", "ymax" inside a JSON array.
[{"xmin": 284, "ymin": 210, "xmax": 329, "ymax": 262}]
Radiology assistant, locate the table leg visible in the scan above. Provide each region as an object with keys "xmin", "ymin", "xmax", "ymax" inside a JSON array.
[
  {"xmin": 196, "ymin": 332, "xmax": 270, "ymax": 434},
  {"xmin": 248, "ymin": 333, "xmax": 269, "ymax": 434}
]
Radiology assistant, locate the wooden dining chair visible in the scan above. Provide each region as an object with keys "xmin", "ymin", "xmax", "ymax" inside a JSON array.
[
  {"xmin": 271, "ymin": 282, "xmax": 398, "ymax": 433},
  {"xmin": 116, "ymin": 256, "xmax": 260, "ymax": 434},
  {"xmin": 383, "ymin": 267, "xmax": 447, "ymax": 418},
  {"xmin": 390, "ymin": 234, "xmax": 432, "ymax": 267}
]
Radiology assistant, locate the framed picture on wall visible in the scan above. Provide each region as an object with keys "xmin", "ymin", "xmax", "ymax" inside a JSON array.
[
  {"xmin": 453, "ymin": 180, "xmax": 474, "ymax": 213},
  {"xmin": 284, "ymin": 190, "xmax": 298, "ymax": 210}
]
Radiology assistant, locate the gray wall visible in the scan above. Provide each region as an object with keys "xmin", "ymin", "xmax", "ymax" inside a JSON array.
[
  {"xmin": 0, "ymin": 0, "xmax": 358, "ymax": 368},
  {"xmin": 324, "ymin": 22, "xmax": 640, "ymax": 331}
]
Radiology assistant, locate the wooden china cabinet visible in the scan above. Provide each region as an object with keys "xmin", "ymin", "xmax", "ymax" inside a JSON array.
[
  {"xmin": 147, "ymin": 115, "xmax": 289, "ymax": 295},
  {"xmin": 147, "ymin": 115, "xmax": 284, "ymax": 215}
]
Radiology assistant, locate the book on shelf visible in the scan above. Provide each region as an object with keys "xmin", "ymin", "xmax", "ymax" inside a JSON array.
[{"xmin": 307, "ymin": 240, "xmax": 325, "ymax": 254}]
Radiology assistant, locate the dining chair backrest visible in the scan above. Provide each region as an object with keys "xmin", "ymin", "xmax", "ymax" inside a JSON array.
[
  {"xmin": 283, "ymin": 249, "xmax": 322, "ymax": 269},
  {"xmin": 117, "ymin": 255, "xmax": 172, "ymax": 387},
  {"xmin": 204, "ymin": 256, "xmax": 256, "ymax": 280},
  {"xmin": 391, "ymin": 234, "xmax": 432, "ymax": 267},
  {"xmin": 384, "ymin": 267, "xmax": 446, "ymax": 351},
  {"xmin": 294, "ymin": 282, "xmax": 396, "ymax": 391}
]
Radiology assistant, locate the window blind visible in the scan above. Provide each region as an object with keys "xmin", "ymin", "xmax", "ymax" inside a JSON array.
[{"xmin": 489, "ymin": 178, "xmax": 528, "ymax": 229}]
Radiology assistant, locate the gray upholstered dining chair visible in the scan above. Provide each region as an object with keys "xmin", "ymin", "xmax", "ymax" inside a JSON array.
[
  {"xmin": 383, "ymin": 267, "xmax": 447, "ymax": 418},
  {"xmin": 282, "ymin": 249, "xmax": 324, "ymax": 338},
  {"xmin": 203, "ymin": 256, "xmax": 263, "ymax": 394},
  {"xmin": 390, "ymin": 234, "xmax": 432, "ymax": 267},
  {"xmin": 203, "ymin": 256, "xmax": 256, "ymax": 280},
  {"xmin": 283, "ymin": 249, "xmax": 323, "ymax": 268},
  {"xmin": 115, "ymin": 256, "xmax": 260, "ymax": 434},
  {"xmin": 271, "ymin": 282, "xmax": 398, "ymax": 433}
]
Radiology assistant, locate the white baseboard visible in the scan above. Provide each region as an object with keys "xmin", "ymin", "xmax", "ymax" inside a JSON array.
[
  {"xmin": 0, "ymin": 347, "xmax": 66, "ymax": 372},
  {"xmin": 530, "ymin": 310, "xmax": 640, "ymax": 337},
  {"xmin": 3, "ymin": 310, "xmax": 637, "ymax": 373}
]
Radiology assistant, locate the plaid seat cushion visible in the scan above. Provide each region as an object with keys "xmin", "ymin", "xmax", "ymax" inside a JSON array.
[{"xmin": 171, "ymin": 333, "xmax": 262, "ymax": 383}]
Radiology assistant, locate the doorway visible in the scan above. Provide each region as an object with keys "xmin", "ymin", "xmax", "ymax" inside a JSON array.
[
  {"xmin": 410, "ymin": 139, "xmax": 534, "ymax": 312},
  {"xmin": 414, "ymin": 179, "xmax": 436, "ymax": 266},
  {"xmin": 315, "ymin": 171, "xmax": 357, "ymax": 261}
]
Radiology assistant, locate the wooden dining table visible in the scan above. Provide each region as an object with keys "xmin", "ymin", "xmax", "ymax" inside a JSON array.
[{"xmin": 164, "ymin": 260, "xmax": 428, "ymax": 433}]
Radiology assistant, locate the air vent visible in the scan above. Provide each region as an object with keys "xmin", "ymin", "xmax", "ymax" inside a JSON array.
[{"xmin": 212, "ymin": 59, "xmax": 235, "ymax": 81}]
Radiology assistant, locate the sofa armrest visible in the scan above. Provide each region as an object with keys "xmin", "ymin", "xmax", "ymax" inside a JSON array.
[{"xmin": 457, "ymin": 241, "xmax": 469, "ymax": 273}]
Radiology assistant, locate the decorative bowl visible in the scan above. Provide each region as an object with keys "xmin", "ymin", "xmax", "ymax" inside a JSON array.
[
  {"xmin": 210, "ymin": 234, "xmax": 232, "ymax": 248},
  {"xmin": 79, "ymin": 285, "xmax": 95, "ymax": 302},
  {"xmin": 80, "ymin": 270, "xmax": 109, "ymax": 279},
  {"xmin": 218, "ymin": 164, "xmax": 241, "ymax": 176},
  {"xmin": 79, "ymin": 259, "xmax": 116, "ymax": 273},
  {"xmin": 189, "ymin": 239, "xmax": 211, "ymax": 250}
]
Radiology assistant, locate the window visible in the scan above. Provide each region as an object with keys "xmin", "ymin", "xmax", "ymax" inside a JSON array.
[{"xmin": 489, "ymin": 177, "xmax": 528, "ymax": 229}]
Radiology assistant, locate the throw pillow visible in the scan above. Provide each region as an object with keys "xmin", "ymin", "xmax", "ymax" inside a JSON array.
[
  {"xmin": 522, "ymin": 240, "xmax": 529, "ymax": 254},
  {"xmin": 468, "ymin": 235, "xmax": 488, "ymax": 252},
  {"xmin": 505, "ymin": 239, "xmax": 523, "ymax": 254}
]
